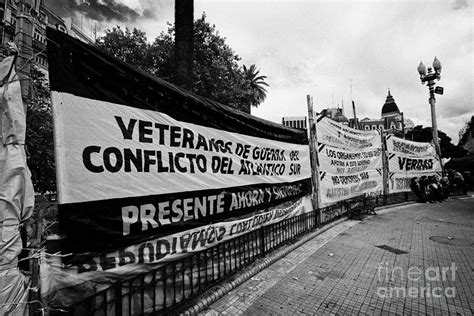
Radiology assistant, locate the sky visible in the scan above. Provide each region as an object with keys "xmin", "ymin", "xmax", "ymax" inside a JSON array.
[{"xmin": 61, "ymin": 0, "xmax": 473, "ymax": 143}]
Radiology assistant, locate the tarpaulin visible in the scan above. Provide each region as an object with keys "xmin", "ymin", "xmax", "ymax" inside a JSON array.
[{"xmin": 0, "ymin": 52, "xmax": 35, "ymax": 315}]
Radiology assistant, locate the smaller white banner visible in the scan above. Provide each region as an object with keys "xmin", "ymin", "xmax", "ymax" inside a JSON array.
[
  {"xmin": 318, "ymin": 144, "xmax": 382, "ymax": 175},
  {"xmin": 388, "ymin": 171, "xmax": 442, "ymax": 193},
  {"xmin": 388, "ymin": 154, "xmax": 441, "ymax": 174},
  {"xmin": 316, "ymin": 115, "xmax": 381, "ymax": 149},
  {"xmin": 386, "ymin": 136, "xmax": 442, "ymax": 193},
  {"xmin": 319, "ymin": 169, "xmax": 383, "ymax": 205},
  {"xmin": 386, "ymin": 136, "xmax": 437, "ymax": 157}
]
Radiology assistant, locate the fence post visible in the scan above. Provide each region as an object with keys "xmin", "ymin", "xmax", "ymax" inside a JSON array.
[
  {"xmin": 259, "ymin": 226, "xmax": 266, "ymax": 256},
  {"xmin": 115, "ymin": 283, "xmax": 122, "ymax": 316},
  {"xmin": 381, "ymin": 131, "xmax": 388, "ymax": 205},
  {"xmin": 307, "ymin": 95, "xmax": 321, "ymax": 225},
  {"xmin": 29, "ymin": 206, "xmax": 43, "ymax": 316}
]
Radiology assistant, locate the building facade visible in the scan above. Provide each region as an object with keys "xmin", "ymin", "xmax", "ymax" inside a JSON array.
[
  {"xmin": 314, "ymin": 90, "xmax": 414, "ymax": 137},
  {"xmin": 356, "ymin": 90, "xmax": 414, "ymax": 135},
  {"xmin": 0, "ymin": 0, "xmax": 94, "ymax": 96},
  {"xmin": 282, "ymin": 116, "xmax": 307, "ymax": 130}
]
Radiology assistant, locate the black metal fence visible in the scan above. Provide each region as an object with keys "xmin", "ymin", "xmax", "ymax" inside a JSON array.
[{"xmin": 61, "ymin": 192, "xmax": 417, "ymax": 315}]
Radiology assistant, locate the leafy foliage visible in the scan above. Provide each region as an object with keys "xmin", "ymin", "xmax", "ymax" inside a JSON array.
[
  {"xmin": 22, "ymin": 14, "xmax": 269, "ymax": 193},
  {"xmin": 96, "ymin": 26, "xmax": 154, "ymax": 74},
  {"xmin": 96, "ymin": 13, "xmax": 269, "ymax": 113},
  {"xmin": 404, "ymin": 125, "xmax": 466, "ymax": 159},
  {"xmin": 243, "ymin": 64, "xmax": 269, "ymax": 107},
  {"xmin": 25, "ymin": 67, "xmax": 56, "ymax": 194},
  {"xmin": 458, "ymin": 116, "xmax": 473, "ymax": 148}
]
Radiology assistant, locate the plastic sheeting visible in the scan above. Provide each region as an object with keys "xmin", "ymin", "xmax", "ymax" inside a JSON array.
[{"xmin": 0, "ymin": 53, "xmax": 35, "ymax": 315}]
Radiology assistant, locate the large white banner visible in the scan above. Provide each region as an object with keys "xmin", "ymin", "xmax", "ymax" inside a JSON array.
[
  {"xmin": 316, "ymin": 115, "xmax": 383, "ymax": 204},
  {"xmin": 316, "ymin": 115, "xmax": 381, "ymax": 149},
  {"xmin": 53, "ymin": 92, "xmax": 311, "ymax": 204},
  {"xmin": 52, "ymin": 92, "xmax": 312, "ymax": 253}
]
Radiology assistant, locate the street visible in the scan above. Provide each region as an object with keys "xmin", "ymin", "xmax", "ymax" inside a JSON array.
[{"xmin": 203, "ymin": 196, "xmax": 474, "ymax": 315}]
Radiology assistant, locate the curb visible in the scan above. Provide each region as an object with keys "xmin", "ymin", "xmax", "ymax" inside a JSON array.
[
  {"xmin": 375, "ymin": 200, "xmax": 416, "ymax": 211},
  {"xmin": 179, "ymin": 217, "xmax": 347, "ymax": 316},
  {"xmin": 180, "ymin": 199, "xmax": 428, "ymax": 315}
]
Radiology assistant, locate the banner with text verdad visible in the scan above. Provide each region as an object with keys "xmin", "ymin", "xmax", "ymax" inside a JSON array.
[
  {"xmin": 315, "ymin": 115, "xmax": 383, "ymax": 204},
  {"xmin": 386, "ymin": 135, "xmax": 442, "ymax": 193},
  {"xmin": 46, "ymin": 27, "xmax": 311, "ymax": 257}
]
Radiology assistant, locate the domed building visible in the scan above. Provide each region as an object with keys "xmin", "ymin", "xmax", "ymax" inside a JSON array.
[
  {"xmin": 333, "ymin": 111, "xmax": 350, "ymax": 125},
  {"xmin": 356, "ymin": 89, "xmax": 413, "ymax": 135},
  {"xmin": 381, "ymin": 90, "xmax": 400, "ymax": 118}
]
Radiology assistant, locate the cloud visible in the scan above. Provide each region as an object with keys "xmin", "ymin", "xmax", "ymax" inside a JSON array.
[
  {"xmin": 74, "ymin": 0, "xmax": 472, "ymax": 143},
  {"xmin": 44, "ymin": 0, "xmax": 168, "ymax": 22},
  {"xmin": 451, "ymin": 0, "xmax": 469, "ymax": 10}
]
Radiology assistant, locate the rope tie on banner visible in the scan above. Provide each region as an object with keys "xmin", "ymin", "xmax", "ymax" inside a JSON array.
[
  {"xmin": 0, "ymin": 300, "xmax": 68, "ymax": 314},
  {"xmin": 10, "ymin": 47, "xmax": 48, "ymax": 81},
  {"xmin": 0, "ymin": 248, "xmax": 44, "ymax": 273}
]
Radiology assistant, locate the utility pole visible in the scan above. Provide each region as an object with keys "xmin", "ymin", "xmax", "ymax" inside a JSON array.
[
  {"xmin": 15, "ymin": 0, "xmax": 34, "ymax": 98},
  {"xmin": 417, "ymin": 57, "xmax": 444, "ymax": 171},
  {"xmin": 174, "ymin": 0, "xmax": 194, "ymax": 90},
  {"xmin": 307, "ymin": 95, "xmax": 321, "ymax": 224},
  {"xmin": 349, "ymin": 79, "xmax": 359, "ymax": 129}
]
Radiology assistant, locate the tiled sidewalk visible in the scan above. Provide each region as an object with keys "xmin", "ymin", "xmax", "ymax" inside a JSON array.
[{"xmin": 203, "ymin": 196, "xmax": 474, "ymax": 315}]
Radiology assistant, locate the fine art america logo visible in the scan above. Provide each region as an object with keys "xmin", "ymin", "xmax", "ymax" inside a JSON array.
[{"xmin": 377, "ymin": 262, "xmax": 457, "ymax": 298}]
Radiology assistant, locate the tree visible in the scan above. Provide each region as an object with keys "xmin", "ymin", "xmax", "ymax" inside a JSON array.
[
  {"xmin": 96, "ymin": 26, "xmax": 154, "ymax": 74},
  {"xmin": 243, "ymin": 64, "xmax": 269, "ymax": 107},
  {"xmin": 458, "ymin": 116, "xmax": 473, "ymax": 148},
  {"xmin": 96, "ymin": 13, "xmax": 268, "ymax": 113},
  {"xmin": 25, "ymin": 67, "xmax": 56, "ymax": 195},
  {"xmin": 405, "ymin": 125, "xmax": 466, "ymax": 159}
]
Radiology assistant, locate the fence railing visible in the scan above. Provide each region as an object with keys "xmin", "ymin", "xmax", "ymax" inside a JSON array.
[{"xmin": 57, "ymin": 192, "xmax": 417, "ymax": 315}]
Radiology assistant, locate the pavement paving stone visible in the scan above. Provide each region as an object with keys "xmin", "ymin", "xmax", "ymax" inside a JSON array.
[{"xmin": 202, "ymin": 197, "xmax": 474, "ymax": 315}]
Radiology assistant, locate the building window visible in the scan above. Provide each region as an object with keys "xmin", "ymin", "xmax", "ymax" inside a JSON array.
[
  {"xmin": 379, "ymin": 125, "xmax": 383, "ymax": 129},
  {"xmin": 372, "ymin": 125, "xmax": 376, "ymax": 130},
  {"xmin": 365, "ymin": 125, "xmax": 369, "ymax": 130},
  {"xmin": 390, "ymin": 123, "xmax": 396, "ymax": 129}
]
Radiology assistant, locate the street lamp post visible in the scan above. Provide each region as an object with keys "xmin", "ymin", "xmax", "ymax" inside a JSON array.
[{"xmin": 417, "ymin": 57, "xmax": 444, "ymax": 170}]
